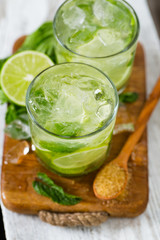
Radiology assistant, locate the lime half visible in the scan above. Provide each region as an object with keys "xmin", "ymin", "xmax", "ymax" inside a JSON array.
[
  {"xmin": 0, "ymin": 51, "xmax": 54, "ymax": 106},
  {"xmin": 51, "ymin": 145, "xmax": 108, "ymax": 175}
]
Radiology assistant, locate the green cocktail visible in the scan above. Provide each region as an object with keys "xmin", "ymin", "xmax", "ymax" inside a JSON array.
[
  {"xmin": 26, "ymin": 63, "xmax": 118, "ymax": 176},
  {"xmin": 53, "ymin": 0, "xmax": 139, "ymax": 91}
]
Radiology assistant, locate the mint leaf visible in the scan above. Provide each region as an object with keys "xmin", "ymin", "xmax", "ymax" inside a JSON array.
[
  {"xmin": 69, "ymin": 27, "xmax": 97, "ymax": 45},
  {"xmin": 45, "ymin": 122, "xmax": 81, "ymax": 137},
  {"xmin": 0, "ymin": 22, "xmax": 56, "ymax": 73},
  {"xmin": 5, "ymin": 104, "xmax": 18, "ymax": 124},
  {"xmin": 119, "ymin": 92, "xmax": 138, "ymax": 103},
  {"xmin": 4, "ymin": 119, "xmax": 30, "ymax": 140},
  {"xmin": 39, "ymin": 141, "xmax": 85, "ymax": 153},
  {"xmin": 5, "ymin": 104, "xmax": 27, "ymax": 124},
  {"xmin": 17, "ymin": 113, "xmax": 29, "ymax": 125},
  {"xmin": 33, "ymin": 172, "xmax": 81, "ymax": 205},
  {"xmin": 0, "ymin": 58, "xmax": 8, "ymax": 72},
  {"xmin": 18, "ymin": 22, "xmax": 56, "ymax": 63},
  {"xmin": 0, "ymin": 89, "xmax": 9, "ymax": 104}
]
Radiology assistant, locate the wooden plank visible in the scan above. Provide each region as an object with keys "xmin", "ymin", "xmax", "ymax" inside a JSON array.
[{"xmin": 1, "ymin": 42, "xmax": 148, "ymax": 218}]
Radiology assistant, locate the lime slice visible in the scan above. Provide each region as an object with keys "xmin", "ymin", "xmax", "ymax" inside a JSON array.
[
  {"xmin": 77, "ymin": 29, "xmax": 124, "ymax": 57},
  {"xmin": 74, "ymin": 28, "xmax": 132, "ymax": 90},
  {"xmin": 0, "ymin": 51, "xmax": 54, "ymax": 106},
  {"xmin": 110, "ymin": 66, "xmax": 132, "ymax": 90},
  {"xmin": 51, "ymin": 145, "xmax": 108, "ymax": 175}
]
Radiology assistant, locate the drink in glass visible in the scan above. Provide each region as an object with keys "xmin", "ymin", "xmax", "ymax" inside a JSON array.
[
  {"xmin": 26, "ymin": 63, "xmax": 118, "ymax": 176},
  {"xmin": 53, "ymin": 0, "xmax": 139, "ymax": 91}
]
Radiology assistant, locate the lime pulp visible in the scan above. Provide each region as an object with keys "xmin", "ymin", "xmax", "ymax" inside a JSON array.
[{"xmin": 0, "ymin": 50, "xmax": 54, "ymax": 106}]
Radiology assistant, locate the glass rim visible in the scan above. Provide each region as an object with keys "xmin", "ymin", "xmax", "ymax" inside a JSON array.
[
  {"xmin": 53, "ymin": 0, "xmax": 140, "ymax": 59},
  {"xmin": 26, "ymin": 62, "xmax": 119, "ymax": 140}
]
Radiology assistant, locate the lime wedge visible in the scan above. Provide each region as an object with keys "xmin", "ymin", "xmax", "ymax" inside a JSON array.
[
  {"xmin": 0, "ymin": 51, "xmax": 54, "ymax": 106},
  {"xmin": 51, "ymin": 145, "xmax": 108, "ymax": 175},
  {"xmin": 110, "ymin": 66, "xmax": 132, "ymax": 90},
  {"xmin": 76, "ymin": 29, "xmax": 124, "ymax": 57}
]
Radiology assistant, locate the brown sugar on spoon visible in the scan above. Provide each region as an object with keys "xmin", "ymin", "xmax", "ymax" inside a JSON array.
[
  {"xmin": 93, "ymin": 162, "xmax": 126, "ymax": 199},
  {"xmin": 94, "ymin": 77, "xmax": 160, "ymax": 200}
]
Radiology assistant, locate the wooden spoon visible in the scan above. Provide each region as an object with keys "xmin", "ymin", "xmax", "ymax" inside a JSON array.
[{"xmin": 93, "ymin": 77, "xmax": 160, "ymax": 200}]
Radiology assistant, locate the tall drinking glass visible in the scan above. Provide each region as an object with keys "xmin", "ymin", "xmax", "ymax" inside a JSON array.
[
  {"xmin": 26, "ymin": 63, "xmax": 118, "ymax": 176},
  {"xmin": 53, "ymin": 0, "xmax": 139, "ymax": 92}
]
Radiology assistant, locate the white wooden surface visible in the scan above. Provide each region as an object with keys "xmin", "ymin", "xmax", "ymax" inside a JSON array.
[{"xmin": 0, "ymin": 0, "xmax": 160, "ymax": 239}]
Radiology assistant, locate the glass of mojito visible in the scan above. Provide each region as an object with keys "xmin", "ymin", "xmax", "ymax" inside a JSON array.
[
  {"xmin": 26, "ymin": 63, "xmax": 118, "ymax": 176},
  {"xmin": 53, "ymin": 0, "xmax": 139, "ymax": 92}
]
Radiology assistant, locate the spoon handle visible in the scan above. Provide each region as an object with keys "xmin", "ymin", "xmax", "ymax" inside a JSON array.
[{"xmin": 119, "ymin": 77, "xmax": 160, "ymax": 162}]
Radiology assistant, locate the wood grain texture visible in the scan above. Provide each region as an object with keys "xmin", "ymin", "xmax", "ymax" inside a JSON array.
[
  {"xmin": 1, "ymin": 0, "xmax": 160, "ymax": 239},
  {"xmin": 1, "ymin": 42, "xmax": 148, "ymax": 217}
]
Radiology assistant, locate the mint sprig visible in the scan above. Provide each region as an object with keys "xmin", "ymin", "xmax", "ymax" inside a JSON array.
[
  {"xmin": 0, "ymin": 88, "xmax": 9, "ymax": 105},
  {"xmin": 5, "ymin": 104, "xmax": 27, "ymax": 124},
  {"xmin": 0, "ymin": 22, "xmax": 56, "ymax": 72},
  {"xmin": 18, "ymin": 22, "xmax": 56, "ymax": 62},
  {"xmin": 0, "ymin": 58, "xmax": 7, "ymax": 72},
  {"xmin": 119, "ymin": 92, "xmax": 138, "ymax": 103},
  {"xmin": 33, "ymin": 172, "xmax": 81, "ymax": 205}
]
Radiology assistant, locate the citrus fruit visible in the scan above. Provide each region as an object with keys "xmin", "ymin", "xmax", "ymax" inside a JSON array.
[
  {"xmin": 0, "ymin": 51, "xmax": 54, "ymax": 106},
  {"xmin": 50, "ymin": 145, "xmax": 108, "ymax": 175}
]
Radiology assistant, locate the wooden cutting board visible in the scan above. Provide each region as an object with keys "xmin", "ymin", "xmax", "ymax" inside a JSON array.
[{"xmin": 1, "ymin": 41, "xmax": 148, "ymax": 217}]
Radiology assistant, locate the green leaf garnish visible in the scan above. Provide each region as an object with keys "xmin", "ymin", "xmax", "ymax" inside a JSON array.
[
  {"xmin": 0, "ymin": 21, "xmax": 56, "ymax": 73},
  {"xmin": 39, "ymin": 141, "xmax": 85, "ymax": 153},
  {"xmin": 5, "ymin": 103, "xmax": 27, "ymax": 124},
  {"xmin": 0, "ymin": 88, "xmax": 9, "ymax": 105},
  {"xmin": 18, "ymin": 22, "xmax": 56, "ymax": 63},
  {"xmin": 0, "ymin": 58, "xmax": 8, "ymax": 72},
  {"xmin": 33, "ymin": 172, "xmax": 81, "ymax": 205},
  {"xmin": 119, "ymin": 92, "xmax": 138, "ymax": 103},
  {"xmin": 45, "ymin": 122, "xmax": 81, "ymax": 137}
]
